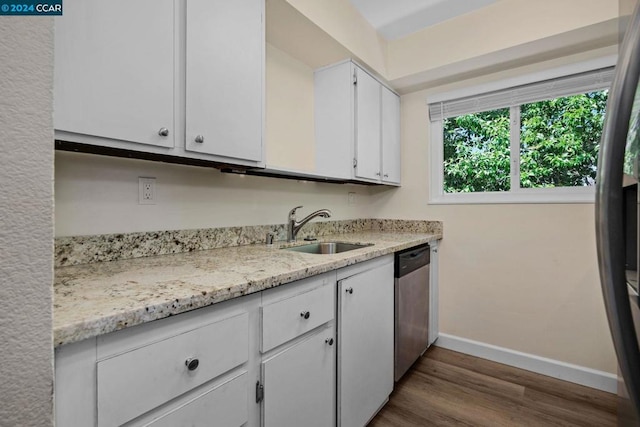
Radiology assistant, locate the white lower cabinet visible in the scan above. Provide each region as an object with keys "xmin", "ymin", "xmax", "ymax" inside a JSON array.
[
  {"xmin": 145, "ymin": 372, "xmax": 248, "ymax": 427},
  {"xmin": 337, "ymin": 256, "xmax": 395, "ymax": 427},
  {"xmin": 259, "ymin": 272, "xmax": 336, "ymax": 427},
  {"xmin": 97, "ymin": 313, "xmax": 249, "ymax": 426},
  {"xmin": 262, "ymin": 327, "xmax": 335, "ymax": 427},
  {"xmin": 55, "ymin": 256, "xmax": 401, "ymax": 426},
  {"xmin": 260, "ymin": 274, "xmax": 335, "ymax": 352},
  {"xmin": 55, "ymin": 294, "xmax": 261, "ymax": 427}
]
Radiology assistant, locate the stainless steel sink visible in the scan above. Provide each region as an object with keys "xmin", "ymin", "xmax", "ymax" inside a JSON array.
[{"xmin": 282, "ymin": 242, "xmax": 373, "ymax": 254}]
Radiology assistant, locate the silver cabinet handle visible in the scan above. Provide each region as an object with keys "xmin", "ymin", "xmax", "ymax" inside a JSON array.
[
  {"xmin": 158, "ymin": 127, "xmax": 169, "ymax": 137},
  {"xmin": 185, "ymin": 357, "xmax": 199, "ymax": 371},
  {"xmin": 300, "ymin": 311, "xmax": 310, "ymax": 320},
  {"xmin": 375, "ymin": 172, "xmax": 381, "ymax": 176},
  {"xmin": 384, "ymin": 174, "xmax": 389, "ymax": 178},
  {"xmin": 325, "ymin": 338, "xmax": 334, "ymax": 346},
  {"xmin": 195, "ymin": 135, "xmax": 204, "ymax": 143},
  {"xmin": 345, "ymin": 287, "xmax": 353, "ymax": 294}
]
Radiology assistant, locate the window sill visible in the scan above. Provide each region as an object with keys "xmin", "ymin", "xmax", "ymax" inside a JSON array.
[{"xmin": 428, "ymin": 187, "xmax": 595, "ymax": 205}]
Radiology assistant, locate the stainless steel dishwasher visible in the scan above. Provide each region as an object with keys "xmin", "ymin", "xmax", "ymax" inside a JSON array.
[{"xmin": 394, "ymin": 243, "xmax": 430, "ymax": 381}]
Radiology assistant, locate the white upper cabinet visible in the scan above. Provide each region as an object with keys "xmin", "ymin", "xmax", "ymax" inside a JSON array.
[
  {"xmin": 54, "ymin": 0, "xmax": 264, "ymax": 167},
  {"xmin": 314, "ymin": 60, "xmax": 400, "ymax": 185},
  {"xmin": 185, "ymin": 0, "xmax": 263, "ymax": 163},
  {"xmin": 314, "ymin": 62, "xmax": 354, "ymax": 180},
  {"xmin": 381, "ymin": 86, "xmax": 401, "ymax": 184},
  {"xmin": 54, "ymin": 0, "xmax": 175, "ymax": 148},
  {"xmin": 354, "ymin": 68, "xmax": 382, "ymax": 181}
]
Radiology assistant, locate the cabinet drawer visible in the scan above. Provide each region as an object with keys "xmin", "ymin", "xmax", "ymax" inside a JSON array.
[
  {"xmin": 145, "ymin": 372, "xmax": 248, "ymax": 427},
  {"xmin": 97, "ymin": 313, "xmax": 248, "ymax": 427},
  {"xmin": 262, "ymin": 280, "xmax": 334, "ymax": 352}
]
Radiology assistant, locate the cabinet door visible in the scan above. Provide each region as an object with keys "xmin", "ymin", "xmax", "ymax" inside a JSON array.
[
  {"xmin": 185, "ymin": 0, "xmax": 263, "ymax": 163},
  {"xmin": 354, "ymin": 67, "xmax": 381, "ymax": 181},
  {"xmin": 54, "ymin": 0, "xmax": 175, "ymax": 148},
  {"xmin": 314, "ymin": 61, "xmax": 354, "ymax": 180},
  {"xmin": 381, "ymin": 87, "xmax": 401, "ymax": 185},
  {"xmin": 262, "ymin": 329, "xmax": 336, "ymax": 427},
  {"xmin": 146, "ymin": 373, "xmax": 248, "ymax": 427},
  {"xmin": 55, "ymin": 339, "xmax": 97, "ymax": 427},
  {"xmin": 338, "ymin": 262, "xmax": 394, "ymax": 427}
]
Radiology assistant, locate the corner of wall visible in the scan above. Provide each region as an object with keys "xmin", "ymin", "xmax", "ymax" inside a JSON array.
[
  {"xmin": 0, "ymin": 16, "xmax": 55, "ymax": 427},
  {"xmin": 285, "ymin": 0, "xmax": 388, "ymax": 77}
]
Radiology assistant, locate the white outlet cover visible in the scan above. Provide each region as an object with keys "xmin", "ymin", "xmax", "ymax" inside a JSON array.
[{"xmin": 138, "ymin": 177, "xmax": 156, "ymax": 205}]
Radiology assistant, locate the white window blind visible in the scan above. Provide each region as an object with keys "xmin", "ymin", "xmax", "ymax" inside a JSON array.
[{"xmin": 428, "ymin": 67, "xmax": 614, "ymax": 121}]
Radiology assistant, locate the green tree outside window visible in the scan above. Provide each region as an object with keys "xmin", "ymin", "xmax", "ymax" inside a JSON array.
[{"xmin": 443, "ymin": 90, "xmax": 608, "ymax": 193}]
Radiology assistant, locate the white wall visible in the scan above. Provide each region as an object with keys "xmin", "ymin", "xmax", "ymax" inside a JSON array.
[
  {"xmin": 621, "ymin": 0, "xmax": 638, "ymax": 17},
  {"xmin": 265, "ymin": 43, "xmax": 315, "ymax": 171},
  {"xmin": 0, "ymin": 18, "xmax": 54, "ymax": 426},
  {"xmin": 370, "ymin": 56, "xmax": 617, "ymax": 374},
  {"xmin": 286, "ymin": 0, "xmax": 387, "ymax": 75},
  {"xmin": 55, "ymin": 151, "xmax": 372, "ymax": 236},
  {"xmin": 386, "ymin": 0, "xmax": 619, "ymax": 83},
  {"xmin": 281, "ymin": 0, "xmax": 619, "ymax": 93}
]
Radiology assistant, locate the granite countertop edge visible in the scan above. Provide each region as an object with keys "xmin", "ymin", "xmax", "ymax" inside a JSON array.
[{"xmin": 54, "ymin": 232, "xmax": 441, "ymax": 347}]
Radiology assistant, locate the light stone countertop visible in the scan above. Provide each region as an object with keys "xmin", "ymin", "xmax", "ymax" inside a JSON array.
[{"xmin": 54, "ymin": 231, "xmax": 441, "ymax": 347}]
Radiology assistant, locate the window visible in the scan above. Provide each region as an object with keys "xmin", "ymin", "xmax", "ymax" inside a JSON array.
[
  {"xmin": 443, "ymin": 107, "xmax": 511, "ymax": 193},
  {"xmin": 428, "ymin": 61, "xmax": 615, "ymax": 204}
]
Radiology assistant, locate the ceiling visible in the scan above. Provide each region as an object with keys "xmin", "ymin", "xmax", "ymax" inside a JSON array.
[{"xmin": 348, "ymin": 0, "xmax": 499, "ymax": 40}]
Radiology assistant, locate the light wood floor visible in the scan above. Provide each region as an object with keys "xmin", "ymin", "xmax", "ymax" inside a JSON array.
[{"xmin": 369, "ymin": 346, "xmax": 617, "ymax": 426}]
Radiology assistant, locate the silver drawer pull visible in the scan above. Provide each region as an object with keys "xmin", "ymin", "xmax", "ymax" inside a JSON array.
[
  {"xmin": 345, "ymin": 287, "xmax": 353, "ymax": 294},
  {"xmin": 158, "ymin": 127, "xmax": 169, "ymax": 137},
  {"xmin": 300, "ymin": 311, "xmax": 310, "ymax": 320},
  {"xmin": 325, "ymin": 338, "xmax": 334, "ymax": 346},
  {"xmin": 194, "ymin": 135, "xmax": 204, "ymax": 143},
  {"xmin": 185, "ymin": 357, "xmax": 199, "ymax": 371}
]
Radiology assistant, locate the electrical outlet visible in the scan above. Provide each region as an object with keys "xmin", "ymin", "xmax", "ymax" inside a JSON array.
[
  {"xmin": 138, "ymin": 177, "xmax": 156, "ymax": 205},
  {"xmin": 348, "ymin": 192, "xmax": 357, "ymax": 206}
]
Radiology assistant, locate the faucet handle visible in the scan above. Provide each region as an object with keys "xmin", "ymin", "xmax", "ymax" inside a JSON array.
[
  {"xmin": 288, "ymin": 205, "xmax": 304, "ymax": 219},
  {"xmin": 265, "ymin": 232, "xmax": 275, "ymax": 245}
]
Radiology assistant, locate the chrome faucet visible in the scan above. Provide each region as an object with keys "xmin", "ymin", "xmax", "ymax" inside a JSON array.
[{"xmin": 287, "ymin": 206, "xmax": 332, "ymax": 242}]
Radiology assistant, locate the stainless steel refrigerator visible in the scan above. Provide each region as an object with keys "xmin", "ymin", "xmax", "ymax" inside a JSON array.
[{"xmin": 596, "ymin": 3, "xmax": 640, "ymax": 425}]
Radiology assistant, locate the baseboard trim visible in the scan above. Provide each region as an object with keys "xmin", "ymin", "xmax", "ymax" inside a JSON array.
[{"xmin": 434, "ymin": 333, "xmax": 617, "ymax": 393}]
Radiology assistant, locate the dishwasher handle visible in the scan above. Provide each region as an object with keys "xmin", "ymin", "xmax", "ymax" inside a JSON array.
[{"xmin": 395, "ymin": 244, "xmax": 430, "ymax": 278}]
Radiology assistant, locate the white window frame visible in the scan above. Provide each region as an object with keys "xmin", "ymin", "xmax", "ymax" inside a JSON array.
[{"xmin": 428, "ymin": 56, "xmax": 617, "ymax": 205}]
